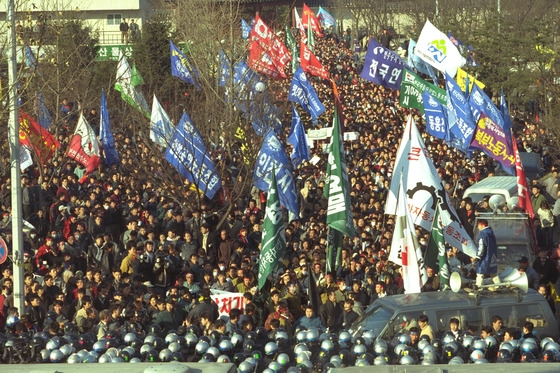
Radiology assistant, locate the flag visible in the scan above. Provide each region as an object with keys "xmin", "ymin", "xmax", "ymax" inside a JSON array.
[
  {"xmin": 257, "ymin": 169, "xmax": 286, "ymax": 289},
  {"xmin": 114, "ymin": 54, "xmax": 150, "ymax": 118},
  {"xmin": 165, "ymin": 111, "xmax": 223, "ymax": 199},
  {"xmin": 469, "ymin": 84, "xmax": 505, "ymax": 133},
  {"xmin": 423, "ymin": 90, "xmax": 448, "ymax": 140},
  {"xmin": 400, "ymin": 68, "xmax": 446, "ymax": 113},
  {"xmin": 130, "ymin": 63, "xmax": 145, "ymax": 87},
  {"xmin": 24, "ymin": 45, "xmax": 38, "ymax": 71},
  {"xmin": 332, "ymin": 79, "xmax": 345, "ymax": 131},
  {"xmin": 293, "ymin": 7, "xmax": 307, "ymax": 44},
  {"xmin": 300, "ymin": 41, "xmax": 329, "ymax": 79},
  {"xmin": 254, "ymin": 131, "xmax": 300, "ymax": 217},
  {"xmin": 414, "ymin": 19, "xmax": 465, "ymax": 77},
  {"xmin": 512, "ymin": 132, "xmax": 534, "ymax": 218},
  {"xmin": 385, "ymin": 115, "xmax": 477, "ymax": 257},
  {"xmin": 67, "ymin": 113, "xmax": 100, "ymax": 175},
  {"xmin": 150, "ymin": 94, "xmax": 175, "ymax": 148},
  {"xmin": 288, "ymin": 67, "xmax": 326, "ymax": 122},
  {"xmin": 425, "ymin": 205, "xmax": 449, "ymax": 290},
  {"xmin": 99, "ymin": 89, "xmax": 120, "ymax": 167},
  {"xmin": 361, "ymin": 38, "xmax": 410, "ymax": 90},
  {"xmin": 170, "ymin": 40, "xmax": 201, "ymax": 88},
  {"xmin": 241, "ymin": 19, "xmax": 252, "ymax": 39},
  {"xmin": 218, "ymin": 50, "xmax": 231, "ymax": 87},
  {"xmin": 248, "ymin": 41, "xmax": 285, "ymax": 79},
  {"xmin": 36, "ymin": 91, "xmax": 52, "ymax": 129},
  {"xmin": 285, "ymin": 25, "xmax": 298, "ymax": 74},
  {"xmin": 407, "ymin": 39, "xmax": 437, "ymax": 81},
  {"xmin": 19, "ymin": 109, "xmax": 60, "ymax": 165},
  {"xmin": 20, "ymin": 145, "xmax": 33, "ymax": 171},
  {"xmin": 445, "ymin": 73, "xmax": 476, "ymax": 152},
  {"xmin": 324, "ymin": 106, "xmax": 355, "ymax": 272},
  {"xmin": 317, "ymin": 6, "xmax": 335, "ymax": 29},
  {"xmin": 470, "ymin": 114, "xmax": 515, "ymax": 174},
  {"xmin": 302, "ymin": 4, "xmax": 323, "ymax": 37},
  {"xmin": 287, "ymin": 105, "xmax": 310, "ymax": 167},
  {"xmin": 388, "ymin": 177, "xmax": 427, "ymax": 294},
  {"xmin": 249, "ymin": 15, "xmax": 291, "ymax": 76},
  {"xmin": 307, "ymin": 17, "xmax": 315, "ymax": 51},
  {"xmin": 500, "ymin": 89, "xmax": 513, "ymax": 145},
  {"xmin": 456, "ymin": 67, "xmax": 485, "ymax": 92}
]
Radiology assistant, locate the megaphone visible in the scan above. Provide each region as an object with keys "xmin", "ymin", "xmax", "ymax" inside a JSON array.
[
  {"xmin": 492, "ymin": 266, "xmax": 516, "ymax": 284},
  {"xmin": 450, "ymin": 270, "xmax": 528, "ymax": 293}
]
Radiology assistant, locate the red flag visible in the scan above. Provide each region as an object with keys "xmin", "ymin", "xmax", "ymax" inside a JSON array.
[
  {"xmin": 67, "ymin": 113, "xmax": 100, "ymax": 176},
  {"xmin": 249, "ymin": 15, "xmax": 290, "ymax": 76},
  {"xmin": 19, "ymin": 109, "xmax": 60, "ymax": 165},
  {"xmin": 248, "ymin": 42, "xmax": 286, "ymax": 79},
  {"xmin": 300, "ymin": 41, "xmax": 329, "ymax": 79},
  {"xmin": 512, "ymin": 133, "xmax": 534, "ymax": 218},
  {"xmin": 302, "ymin": 4, "xmax": 323, "ymax": 37},
  {"xmin": 331, "ymin": 79, "xmax": 345, "ymax": 131}
]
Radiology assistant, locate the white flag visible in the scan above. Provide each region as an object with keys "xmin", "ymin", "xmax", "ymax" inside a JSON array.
[
  {"xmin": 20, "ymin": 145, "xmax": 33, "ymax": 171},
  {"xmin": 414, "ymin": 20, "xmax": 465, "ymax": 77},
  {"xmin": 389, "ymin": 180, "xmax": 427, "ymax": 294},
  {"xmin": 150, "ymin": 94, "xmax": 175, "ymax": 148},
  {"xmin": 385, "ymin": 115, "xmax": 476, "ymax": 257},
  {"xmin": 114, "ymin": 53, "xmax": 150, "ymax": 117}
]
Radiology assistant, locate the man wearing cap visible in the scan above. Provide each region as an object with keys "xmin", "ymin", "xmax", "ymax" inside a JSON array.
[
  {"xmin": 518, "ymin": 256, "xmax": 539, "ymax": 290},
  {"xmin": 474, "ymin": 219, "xmax": 498, "ymax": 287}
]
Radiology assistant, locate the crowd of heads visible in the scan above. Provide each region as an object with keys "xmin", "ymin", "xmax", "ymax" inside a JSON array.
[{"xmin": 0, "ymin": 23, "xmax": 557, "ymax": 366}]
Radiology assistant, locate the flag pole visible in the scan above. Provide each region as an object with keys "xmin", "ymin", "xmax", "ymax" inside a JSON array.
[{"xmin": 7, "ymin": 0, "xmax": 25, "ymax": 314}]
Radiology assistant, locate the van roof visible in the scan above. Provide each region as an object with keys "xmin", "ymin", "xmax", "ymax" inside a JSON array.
[
  {"xmin": 463, "ymin": 176, "xmax": 518, "ymax": 203},
  {"xmin": 375, "ymin": 289, "xmax": 542, "ymax": 309}
]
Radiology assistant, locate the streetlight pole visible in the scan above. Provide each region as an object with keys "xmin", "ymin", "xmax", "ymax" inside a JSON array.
[{"xmin": 7, "ymin": 0, "xmax": 26, "ymax": 314}]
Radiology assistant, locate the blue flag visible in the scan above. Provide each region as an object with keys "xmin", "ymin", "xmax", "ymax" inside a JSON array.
[
  {"xmin": 445, "ymin": 73, "xmax": 476, "ymax": 152},
  {"xmin": 408, "ymin": 39, "xmax": 438, "ymax": 84},
  {"xmin": 24, "ymin": 45, "xmax": 38, "ymax": 71},
  {"xmin": 218, "ymin": 50, "xmax": 231, "ymax": 87},
  {"xmin": 287, "ymin": 105, "xmax": 310, "ymax": 167},
  {"xmin": 170, "ymin": 40, "xmax": 200, "ymax": 89},
  {"xmin": 500, "ymin": 89, "xmax": 513, "ymax": 145},
  {"xmin": 288, "ymin": 67, "xmax": 325, "ymax": 122},
  {"xmin": 241, "ymin": 19, "xmax": 252, "ymax": 39},
  {"xmin": 469, "ymin": 84, "xmax": 504, "ymax": 131},
  {"xmin": 361, "ymin": 38, "xmax": 410, "ymax": 90},
  {"xmin": 254, "ymin": 130, "xmax": 299, "ymax": 217},
  {"xmin": 317, "ymin": 7, "xmax": 336, "ymax": 28},
  {"xmin": 36, "ymin": 91, "xmax": 52, "ymax": 130},
  {"xmin": 422, "ymin": 91, "xmax": 448, "ymax": 140},
  {"xmin": 99, "ymin": 90, "xmax": 120, "ymax": 167},
  {"xmin": 165, "ymin": 112, "xmax": 222, "ymax": 199}
]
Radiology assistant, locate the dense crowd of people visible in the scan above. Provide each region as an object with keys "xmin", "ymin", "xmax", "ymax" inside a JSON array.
[{"xmin": 0, "ymin": 24, "xmax": 559, "ymax": 366}]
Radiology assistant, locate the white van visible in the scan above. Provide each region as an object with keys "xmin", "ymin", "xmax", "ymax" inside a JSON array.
[{"xmin": 462, "ymin": 176, "xmax": 518, "ymax": 204}]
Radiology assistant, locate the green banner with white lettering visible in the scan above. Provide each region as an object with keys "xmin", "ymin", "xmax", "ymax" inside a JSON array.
[
  {"xmin": 399, "ymin": 68, "xmax": 446, "ymax": 113},
  {"xmin": 258, "ymin": 170, "xmax": 286, "ymax": 290}
]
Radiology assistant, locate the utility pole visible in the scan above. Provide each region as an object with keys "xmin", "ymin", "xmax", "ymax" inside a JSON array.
[{"xmin": 7, "ymin": 0, "xmax": 25, "ymax": 314}]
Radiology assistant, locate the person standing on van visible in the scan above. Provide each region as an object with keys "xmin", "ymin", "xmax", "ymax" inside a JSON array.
[{"xmin": 474, "ymin": 219, "xmax": 498, "ymax": 287}]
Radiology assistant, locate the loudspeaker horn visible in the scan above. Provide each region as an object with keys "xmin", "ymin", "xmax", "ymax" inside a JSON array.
[
  {"xmin": 493, "ymin": 266, "xmax": 516, "ymax": 284},
  {"xmin": 449, "ymin": 271, "xmax": 528, "ymax": 293},
  {"xmin": 450, "ymin": 272, "xmax": 462, "ymax": 293}
]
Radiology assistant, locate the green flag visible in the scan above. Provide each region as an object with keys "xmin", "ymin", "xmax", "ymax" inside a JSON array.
[
  {"xmin": 325, "ymin": 107, "xmax": 355, "ymax": 272},
  {"xmin": 399, "ymin": 68, "xmax": 446, "ymax": 113},
  {"xmin": 285, "ymin": 25, "xmax": 298, "ymax": 74},
  {"xmin": 307, "ymin": 17, "xmax": 315, "ymax": 51},
  {"xmin": 258, "ymin": 169, "xmax": 286, "ymax": 289},
  {"xmin": 114, "ymin": 54, "xmax": 150, "ymax": 119},
  {"xmin": 426, "ymin": 205, "xmax": 450, "ymax": 290},
  {"xmin": 131, "ymin": 62, "xmax": 145, "ymax": 87}
]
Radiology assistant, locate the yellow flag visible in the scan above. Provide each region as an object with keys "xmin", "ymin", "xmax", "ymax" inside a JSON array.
[{"xmin": 456, "ymin": 68, "xmax": 485, "ymax": 93}]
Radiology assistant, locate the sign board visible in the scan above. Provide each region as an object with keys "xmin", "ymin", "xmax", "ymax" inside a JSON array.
[
  {"xmin": 0, "ymin": 237, "xmax": 7, "ymax": 264},
  {"xmin": 307, "ymin": 128, "xmax": 359, "ymax": 141},
  {"xmin": 94, "ymin": 45, "xmax": 133, "ymax": 61}
]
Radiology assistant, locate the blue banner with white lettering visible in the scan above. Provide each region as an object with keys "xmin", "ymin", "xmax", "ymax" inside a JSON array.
[
  {"xmin": 241, "ymin": 19, "xmax": 252, "ymax": 39},
  {"xmin": 500, "ymin": 89, "xmax": 513, "ymax": 145},
  {"xmin": 165, "ymin": 111, "xmax": 222, "ymax": 199},
  {"xmin": 445, "ymin": 73, "xmax": 476, "ymax": 152},
  {"xmin": 170, "ymin": 40, "xmax": 200, "ymax": 89},
  {"xmin": 287, "ymin": 105, "xmax": 310, "ymax": 167},
  {"xmin": 100, "ymin": 89, "xmax": 120, "ymax": 167},
  {"xmin": 36, "ymin": 91, "xmax": 52, "ymax": 130},
  {"xmin": 360, "ymin": 38, "xmax": 410, "ymax": 90},
  {"xmin": 288, "ymin": 67, "xmax": 325, "ymax": 122},
  {"xmin": 422, "ymin": 91, "xmax": 448, "ymax": 140},
  {"xmin": 254, "ymin": 130, "xmax": 299, "ymax": 216},
  {"xmin": 469, "ymin": 84, "xmax": 504, "ymax": 131}
]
